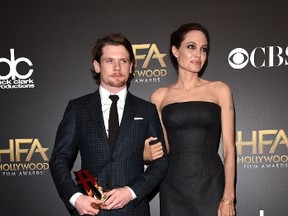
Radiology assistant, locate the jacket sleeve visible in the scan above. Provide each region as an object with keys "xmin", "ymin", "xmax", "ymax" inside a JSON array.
[
  {"xmin": 49, "ymin": 101, "xmax": 81, "ymax": 211},
  {"xmin": 128, "ymin": 104, "xmax": 169, "ymax": 201}
]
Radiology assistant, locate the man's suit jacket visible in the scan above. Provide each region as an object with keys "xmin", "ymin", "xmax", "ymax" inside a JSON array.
[{"xmin": 49, "ymin": 90, "xmax": 169, "ymax": 216}]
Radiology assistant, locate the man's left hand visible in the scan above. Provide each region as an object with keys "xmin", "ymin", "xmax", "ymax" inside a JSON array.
[{"xmin": 101, "ymin": 187, "xmax": 132, "ymax": 210}]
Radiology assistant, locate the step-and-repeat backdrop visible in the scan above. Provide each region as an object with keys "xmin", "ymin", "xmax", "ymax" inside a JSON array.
[{"xmin": 1, "ymin": 1, "xmax": 287, "ymax": 215}]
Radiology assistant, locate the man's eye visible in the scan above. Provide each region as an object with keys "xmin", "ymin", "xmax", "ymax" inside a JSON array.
[
  {"xmin": 120, "ymin": 59, "xmax": 128, "ymax": 63},
  {"xmin": 106, "ymin": 59, "xmax": 113, "ymax": 63}
]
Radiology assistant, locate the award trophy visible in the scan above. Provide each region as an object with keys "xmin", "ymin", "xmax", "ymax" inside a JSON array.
[{"xmin": 74, "ymin": 170, "xmax": 109, "ymax": 203}]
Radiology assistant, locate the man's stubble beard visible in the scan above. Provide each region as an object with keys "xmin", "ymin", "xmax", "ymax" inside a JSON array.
[{"xmin": 108, "ymin": 79, "xmax": 127, "ymax": 88}]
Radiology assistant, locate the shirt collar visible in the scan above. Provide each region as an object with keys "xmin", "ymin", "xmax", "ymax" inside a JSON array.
[{"xmin": 99, "ymin": 85, "xmax": 127, "ymax": 105}]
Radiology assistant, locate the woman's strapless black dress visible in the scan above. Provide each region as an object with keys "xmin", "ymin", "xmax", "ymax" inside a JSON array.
[{"xmin": 160, "ymin": 102, "xmax": 224, "ymax": 216}]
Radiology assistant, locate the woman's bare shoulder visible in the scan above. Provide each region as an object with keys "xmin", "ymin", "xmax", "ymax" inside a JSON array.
[
  {"xmin": 209, "ymin": 80, "xmax": 232, "ymax": 92},
  {"xmin": 151, "ymin": 86, "xmax": 169, "ymax": 104},
  {"xmin": 208, "ymin": 81, "xmax": 233, "ymax": 107}
]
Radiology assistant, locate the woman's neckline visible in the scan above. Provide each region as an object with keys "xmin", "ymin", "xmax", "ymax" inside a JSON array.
[{"xmin": 162, "ymin": 101, "xmax": 220, "ymax": 111}]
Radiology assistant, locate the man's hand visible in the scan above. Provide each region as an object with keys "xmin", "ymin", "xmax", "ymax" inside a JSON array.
[
  {"xmin": 75, "ymin": 195, "xmax": 101, "ymax": 215},
  {"xmin": 101, "ymin": 187, "xmax": 132, "ymax": 210},
  {"xmin": 143, "ymin": 137, "xmax": 164, "ymax": 161}
]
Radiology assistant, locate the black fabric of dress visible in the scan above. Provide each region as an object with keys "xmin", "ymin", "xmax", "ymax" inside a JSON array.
[{"xmin": 160, "ymin": 102, "xmax": 224, "ymax": 216}]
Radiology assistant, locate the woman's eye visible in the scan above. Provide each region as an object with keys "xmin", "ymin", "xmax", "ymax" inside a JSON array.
[
  {"xmin": 202, "ymin": 47, "xmax": 208, "ymax": 53},
  {"xmin": 188, "ymin": 44, "xmax": 195, "ymax": 49}
]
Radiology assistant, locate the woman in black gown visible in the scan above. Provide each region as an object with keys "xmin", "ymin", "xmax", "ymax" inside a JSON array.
[{"xmin": 150, "ymin": 23, "xmax": 236, "ymax": 216}]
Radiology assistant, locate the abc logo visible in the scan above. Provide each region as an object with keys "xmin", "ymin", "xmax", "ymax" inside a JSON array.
[{"xmin": 0, "ymin": 49, "xmax": 33, "ymax": 80}]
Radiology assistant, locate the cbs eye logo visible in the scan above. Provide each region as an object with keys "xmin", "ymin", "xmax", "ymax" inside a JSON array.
[
  {"xmin": 0, "ymin": 49, "xmax": 33, "ymax": 80},
  {"xmin": 228, "ymin": 46, "xmax": 288, "ymax": 69},
  {"xmin": 228, "ymin": 48, "xmax": 249, "ymax": 69}
]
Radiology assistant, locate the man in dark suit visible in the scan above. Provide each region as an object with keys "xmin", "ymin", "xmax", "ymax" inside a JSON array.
[{"xmin": 49, "ymin": 33, "xmax": 168, "ymax": 216}]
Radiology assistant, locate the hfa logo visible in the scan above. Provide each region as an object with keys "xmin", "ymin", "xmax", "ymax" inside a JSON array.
[
  {"xmin": 0, "ymin": 49, "xmax": 35, "ymax": 89},
  {"xmin": 0, "ymin": 138, "xmax": 49, "ymax": 176},
  {"xmin": 132, "ymin": 44, "xmax": 168, "ymax": 83},
  {"xmin": 237, "ymin": 129, "xmax": 288, "ymax": 169}
]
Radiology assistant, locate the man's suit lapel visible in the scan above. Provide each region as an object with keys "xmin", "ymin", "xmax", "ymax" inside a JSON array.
[
  {"xmin": 114, "ymin": 92, "xmax": 136, "ymax": 149},
  {"xmin": 86, "ymin": 90, "xmax": 110, "ymax": 151},
  {"xmin": 86, "ymin": 91, "xmax": 137, "ymax": 153}
]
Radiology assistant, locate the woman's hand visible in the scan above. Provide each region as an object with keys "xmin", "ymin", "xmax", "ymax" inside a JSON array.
[
  {"xmin": 143, "ymin": 137, "xmax": 164, "ymax": 161},
  {"xmin": 218, "ymin": 198, "xmax": 236, "ymax": 216}
]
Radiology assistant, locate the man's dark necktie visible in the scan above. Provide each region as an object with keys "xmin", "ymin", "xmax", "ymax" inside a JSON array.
[{"xmin": 108, "ymin": 95, "xmax": 119, "ymax": 150}]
